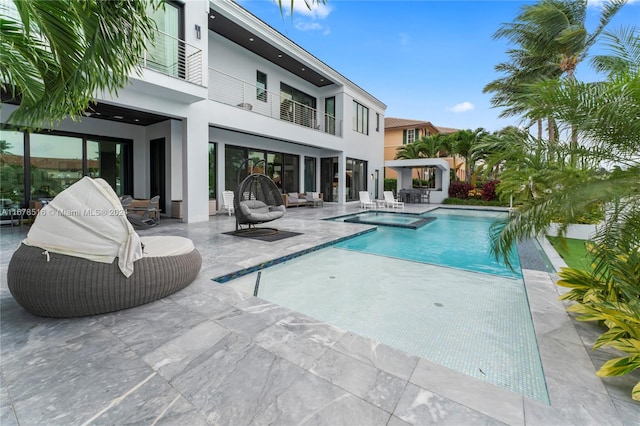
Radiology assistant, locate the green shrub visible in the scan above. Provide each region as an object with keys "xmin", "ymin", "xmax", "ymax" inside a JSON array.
[{"xmin": 384, "ymin": 178, "xmax": 397, "ymax": 192}]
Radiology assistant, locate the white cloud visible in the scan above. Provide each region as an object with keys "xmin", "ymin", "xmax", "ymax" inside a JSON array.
[
  {"xmin": 446, "ymin": 102, "xmax": 475, "ymax": 113},
  {"xmin": 294, "ymin": 21, "xmax": 323, "ymax": 31}
]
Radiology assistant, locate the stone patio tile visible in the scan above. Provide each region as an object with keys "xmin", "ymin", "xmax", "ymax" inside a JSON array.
[
  {"xmin": 169, "ymin": 281, "xmax": 238, "ymax": 318},
  {"xmin": 0, "ymin": 372, "xmax": 18, "ymax": 426},
  {"xmin": 0, "ymin": 298, "xmax": 104, "ymax": 361},
  {"xmin": 409, "ymin": 358, "xmax": 524, "ymax": 425},
  {"xmin": 85, "ymin": 373, "xmax": 208, "ymax": 425},
  {"xmin": 2, "ymin": 328, "xmax": 169, "ymax": 425},
  {"xmin": 142, "ymin": 319, "xmax": 230, "ymax": 380},
  {"xmin": 97, "ymin": 297, "xmax": 209, "ymax": 356},
  {"xmin": 170, "ymin": 332, "xmax": 307, "ymax": 425},
  {"xmin": 310, "ymin": 347, "xmax": 407, "ymax": 413},
  {"xmin": 545, "ymin": 376, "xmax": 623, "ymax": 426},
  {"xmin": 393, "ymin": 383, "xmax": 507, "ymax": 425},
  {"xmin": 212, "ymin": 298, "xmax": 293, "ymax": 337},
  {"xmin": 259, "ymin": 372, "xmax": 391, "ymax": 425},
  {"xmin": 387, "ymin": 415, "xmax": 412, "ymax": 426},
  {"xmin": 253, "ymin": 312, "xmax": 347, "ymax": 370},
  {"xmin": 523, "ymin": 397, "xmax": 574, "ymax": 426},
  {"xmin": 333, "ymin": 331, "xmax": 419, "ymax": 381},
  {"xmin": 536, "ymin": 334, "xmax": 607, "ymax": 394}
]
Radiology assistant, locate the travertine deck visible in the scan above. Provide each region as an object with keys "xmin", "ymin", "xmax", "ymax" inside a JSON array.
[{"xmin": 1, "ymin": 204, "xmax": 637, "ymax": 425}]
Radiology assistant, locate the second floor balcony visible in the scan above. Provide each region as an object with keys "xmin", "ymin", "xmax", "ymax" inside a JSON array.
[
  {"xmin": 141, "ymin": 30, "xmax": 203, "ymax": 86},
  {"xmin": 209, "ymin": 68, "xmax": 342, "ymax": 137}
]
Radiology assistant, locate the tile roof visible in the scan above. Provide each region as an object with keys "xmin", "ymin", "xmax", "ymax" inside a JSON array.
[
  {"xmin": 435, "ymin": 126, "xmax": 460, "ymax": 134},
  {"xmin": 384, "ymin": 117, "xmax": 433, "ymax": 129},
  {"xmin": 384, "ymin": 117, "xmax": 459, "ymax": 134}
]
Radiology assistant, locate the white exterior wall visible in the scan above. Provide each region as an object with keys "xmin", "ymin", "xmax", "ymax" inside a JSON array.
[{"xmin": 2, "ymin": 0, "xmax": 386, "ymax": 221}]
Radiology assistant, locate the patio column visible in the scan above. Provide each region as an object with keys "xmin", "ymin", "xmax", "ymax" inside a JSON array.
[{"xmin": 182, "ymin": 101, "xmax": 209, "ymax": 223}]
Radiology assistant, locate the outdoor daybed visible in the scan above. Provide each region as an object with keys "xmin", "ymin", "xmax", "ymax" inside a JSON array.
[{"xmin": 7, "ymin": 177, "xmax": 201, "ymax": 318}]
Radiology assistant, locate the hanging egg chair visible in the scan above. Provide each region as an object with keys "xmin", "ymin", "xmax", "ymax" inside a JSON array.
[{"xmin": 234, "ymin": 159, "xmax": 286, "ymax": 232}]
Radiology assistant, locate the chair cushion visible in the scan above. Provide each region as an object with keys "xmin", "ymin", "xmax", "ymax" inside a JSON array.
[{"xmin": 140, "ymin": 236, "xmax": 195, "ymax": 257}]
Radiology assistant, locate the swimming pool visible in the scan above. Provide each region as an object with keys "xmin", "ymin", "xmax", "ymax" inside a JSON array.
[{"xmin": 223, "ymin": 208, "xmax": 549, "ymax": 402}]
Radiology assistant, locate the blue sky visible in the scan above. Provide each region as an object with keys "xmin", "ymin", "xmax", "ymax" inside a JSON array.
[{"xmin": 237, "ymin": 0, "xmax": 639, "ymax": 132}]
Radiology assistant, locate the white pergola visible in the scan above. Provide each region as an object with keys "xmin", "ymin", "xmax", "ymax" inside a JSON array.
[{"xmin": 384, "ymin": 158, "xmax": 450, "ymax": 204}]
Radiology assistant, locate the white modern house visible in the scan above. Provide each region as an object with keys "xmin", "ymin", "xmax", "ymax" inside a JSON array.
[{"xmin": 0, "ymin": 0, "xmax": 387, "ymax": 223}]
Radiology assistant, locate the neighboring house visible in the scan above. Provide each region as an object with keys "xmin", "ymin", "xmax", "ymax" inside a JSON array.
[
  {"xmin": 0, "ymin": 0, "xmax": 386, "ymax": 222},
  {"xmin": 383, "ymin": 117, "xmax": 461, "ymax": 181}
]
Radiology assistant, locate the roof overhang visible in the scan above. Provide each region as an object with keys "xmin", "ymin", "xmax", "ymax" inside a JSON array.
[
  {"xmin": 208, "ymin": 3, "xmax": 334, "ymax": 88},
  {"xmin": 385, "ymin": 158, "xmax": 450, "ymax": 172}
]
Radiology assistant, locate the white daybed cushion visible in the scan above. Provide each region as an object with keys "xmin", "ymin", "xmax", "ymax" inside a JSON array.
[
  {"xmin": 23, "ymin": 177, "xmax": 143, "ymax": 277},
  {"xmin": 140, "ymin": 236, "xmax": 195, "ymax": 257}
]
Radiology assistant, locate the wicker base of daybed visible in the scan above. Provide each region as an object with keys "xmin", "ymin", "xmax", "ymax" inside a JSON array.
[{"xmin": 7, "ymin": 244, "xmax": 202, "ymax": 318}]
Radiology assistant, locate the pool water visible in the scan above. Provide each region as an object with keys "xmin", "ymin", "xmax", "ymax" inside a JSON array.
[
  {"xmin": 335, "ymin": 209, "xmax": 521, "ymax": 279},
  {"xmin": 224, "ymin": 208, "xmax": 549, "ymax": 402}
]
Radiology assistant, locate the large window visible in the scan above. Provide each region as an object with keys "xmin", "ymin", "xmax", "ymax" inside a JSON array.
[
  {"xmin": 280, "ymin": 83, "xmax": 317, "ymax": 129},
  {"xmin": 224, "ymin": 146, "xmax": 247, "ymax": 192},
  {"xmin": 256, "ymin": 71, "xmax": 267, "ymax": 102},
  {"xmin": 225, "ymin": 146, "xmax": 299, "ymax": 194},
  {"xmin": 30, "ymin": 134, "xmax": 83, "ymax": 199},
  {"xmin": 320, "ymin": 157, "xmax": 338, "ymax": 202},
  {"xmin": 353, "ymin": 101, "xmax": 369, "ymax": 135},
  {"xmin": 283, "ymin": 154, "xmax": 299, "ymax": 194},
  {"xmin": 208, "ymin": 143, "xmax": 216, "ymax": 200},
  {"xmin": 346, "ymin": 157, "xmax": 367, "ymax": 202},
  {"xmin": 1, "ymin": 130, "xmax": 131, "ymax": 206},
  {"xmin": 324, "ymin": 97, "xmax": 336, "ymax": 135},
  {"xmin": 0, "ymin": 130, "xmax": 25, "ymax": 207},
  {"xmin": 304, "ymin": 157, "xmax": 316, "ymax": 192},
  {"xmin": 146, "ymin": 1, "xmax": 183, "ymax": 78},
  {"xmin": 87, "ymin": 140, "xmax": 130, "ymax": 196}
]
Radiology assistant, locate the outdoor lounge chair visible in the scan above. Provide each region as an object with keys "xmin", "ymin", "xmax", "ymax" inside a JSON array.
[
  {"xmin": 7, "ymin": 177, "xmax": 201, "ymax": 318},
  {"xmin": 359, "ymin": 191, "xmax": 376, "ymax": 209},
  {"xmin": 383, "ymin": 191, "xmax": 405, "ymax": 209},
  {"xmin": 127, "ymin": 195, "xmax": 160, "ymax": 228},
  {"xmin": 221, "ymin": 190, "xmax": 235, "ymax": 216}
]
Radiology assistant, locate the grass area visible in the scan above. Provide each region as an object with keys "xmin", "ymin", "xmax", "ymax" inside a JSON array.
[{"xmin": 547, "ymin": 236, "xmax": 593, "ymax": 272}]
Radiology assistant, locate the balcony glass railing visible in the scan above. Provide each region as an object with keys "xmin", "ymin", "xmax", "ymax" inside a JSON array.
[
  {"xmin": 141, "ymin": 30, "xmax": 202, "ymax": 85},
  {"xmin": 209, "ymin": 68, "xmax": 342, "ymax": 136}
]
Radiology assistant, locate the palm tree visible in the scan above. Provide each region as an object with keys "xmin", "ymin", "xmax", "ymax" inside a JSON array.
[
  {"xmin": 395, "ymin": 141, "xmax": 429, "ymax": 183},
  {"xmin": 487, "ymin": 0, "xmax": 626, "ymax": 145},
  {"xmin": 1, "ymin": 0, "xmax": 160, "ymax": 128},
  {"xmin": 447, "ymin": 128, "xmax": 488, "ymax": 182}
]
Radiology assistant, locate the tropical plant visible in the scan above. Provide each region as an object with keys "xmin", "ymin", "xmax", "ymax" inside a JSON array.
[
  {"xmin": 489, "ymin": 26, "xmax": 640, "ymax": 399},
  {"xmin": 557, "ymin": 236, "xmax": 640, "ymax": 400},
  {"xmin": 446, "ymin": 128, "xmax": 488, "ymax": 182},
  {"xmin": 1, "ymin": 0, "xmax": 160, "ymax": 128}
]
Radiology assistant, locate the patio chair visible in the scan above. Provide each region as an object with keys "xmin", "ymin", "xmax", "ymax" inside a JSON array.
[
  {"xmin": 221, "ymin": 190, "xmax": 235, "ymax": 216},
  {"xmin": 304, "ymin": 192, "xmax": 323, "ymax": 207},
  {"xmin": 127, "ymin": 195, "xmax": 160, "ymax": 228},
  {"xmin": 7, "ymin": 177, "xmax": 201, "ymax": 318},
  {"xmin": 383, "ymin": 191, "xmax": 405, "ymax": 210},
  {"xmin": 359, "ymin": 191, "xmax": 376, "ymax": 209},
  {"xmin": 234, "ymin": 171, "xmax": 285, "ymax": 231},
  {"xmin": 119, "ymin": 195, "xmax": 133, "ymax": 212}
]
